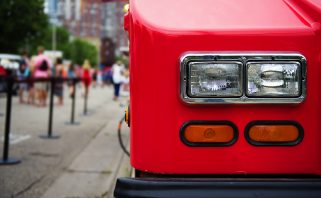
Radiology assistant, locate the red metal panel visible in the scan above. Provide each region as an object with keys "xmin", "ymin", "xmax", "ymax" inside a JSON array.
[{"xmin": 128, "ymin": 0, "xmax": 321, "ymax": 175}]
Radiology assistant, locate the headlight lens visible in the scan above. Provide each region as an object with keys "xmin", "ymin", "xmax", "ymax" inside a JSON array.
[
  {"xmin": 188, "ymin": 62, "xmax": 242, "ymax": 97},
  {"xmin": 247, "ymin": 62, "xmax": 301, "ymax": 97}
]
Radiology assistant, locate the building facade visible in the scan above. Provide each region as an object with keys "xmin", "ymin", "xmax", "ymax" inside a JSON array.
[{"xmin": 51, "ymin": 0, "xmax": 128, "ymax": 56}]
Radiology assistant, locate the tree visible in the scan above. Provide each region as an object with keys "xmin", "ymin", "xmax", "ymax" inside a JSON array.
[
  {"xmin": 70, "ymin": 39, "xmax": 98, "ymax": 67},
  {"xmin": 0, "ymin": 0, "xmax": 48, "ymax": 53},
  {"xmin": 29, "ymin": 26, "xmax": 98, "ymax": 66},
  {"xmin": 32, "ymin": 26, "xmax": 72, "ymax": 58}
]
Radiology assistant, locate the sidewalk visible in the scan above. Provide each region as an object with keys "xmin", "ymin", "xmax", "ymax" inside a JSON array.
[
  {"xmin": 0, "ymin": 85, "xmax": 131, "ymax": 198},
  {"xmin": 42, "ymin": 114, "xmax": 131, "ymax": 198}
]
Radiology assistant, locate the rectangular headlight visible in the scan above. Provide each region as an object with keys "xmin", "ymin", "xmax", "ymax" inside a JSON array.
[
  {"xmin": 247, "ymin": 62, "xmax": 301, "ymax": 97},
  {"xmin": 181, "ymin": 53, "xmax": 306, "ymax": 104},
  {"xmin": 188, "ymin": 62, "xmax": 242, "ymax": 97}
]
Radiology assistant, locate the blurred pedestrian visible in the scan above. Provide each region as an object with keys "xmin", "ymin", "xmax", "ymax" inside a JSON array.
[
  {"xmin": 112, "ymin": 60, "xmax": 125, "ymax": 101},
  {"xmin": 33, "ymin": 46, "xmax": 51, "ymax": 107},
  {"xmin": 0, "ymin": 64, "xmax": 6, "ymax": 76},
  {"xmin": 67, "ymin": 63, "xmax": 76, "ymax": 98},
  {"xmin": 122, "ymin": 66, "xmax": 130, "ymax": 94},
  {"xmin": 92, "ymin": 68, "xmax": 98, "ymax": 88},
  {"xmin": 82, "ymin": 60, "xmax": 92, "ymax": 98},
  {"xmin": 97, "ymin": 68, "xmax": 103, "ymax": 87},
  {"xmin": 26, "ymin": 62, "xmax": 35, "ymax": 105},
  {"xmin": 22, "ymin": 51, "xmax": 31, "ymax": 68},
  {"xmin": 17, "ymin": 60, "xmax": 28, "ymax": 103},
  {"xmin": 103, "ymin": 66, "xmax": 113, "ymax": 86},
  {"xmin": 0, "ymin": 64, "xmax": 6, "ymax": 92},
  {"xmin": 53, "ymin": 58, "xmax": 64, "ymax": 106},
  {"xmin": 21, "ymin": 51, "xmax": 35, "ymax": 104}
]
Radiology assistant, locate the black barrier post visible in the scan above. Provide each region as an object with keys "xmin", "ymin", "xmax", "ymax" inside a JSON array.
[
  {"xmin": 0, "ymin": 77, "xmax": 21, "ymax": 165},
  {"xmin": 0, "ymin": 77, "xmax": 5, "ymax": 117},
  {"xmin": 66, "ymin": 79, "xmax": 80, "ymax": 125},
  {"xmin": 40, "ymin": 77, "xmax": 60, "ymax": 139},
  {"xmin": 83, "ymin": 90, "xmax": 88, "ymax": 115},
  {"xmin": 71, "ymin": 79, "xmax": 76, "ymax": 122}
]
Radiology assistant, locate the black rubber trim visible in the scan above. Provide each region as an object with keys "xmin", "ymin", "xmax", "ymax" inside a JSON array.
[
  {"xmin": 244, "ymin": 120, "xmax": 304, "ymax": 146},
  {"xmin": 114, "ymin": 177, "xmax": 321, "ymax": 198},
  {"xmin": 180, "ymin": 120, "xmax": 238, "ymax": 147}
]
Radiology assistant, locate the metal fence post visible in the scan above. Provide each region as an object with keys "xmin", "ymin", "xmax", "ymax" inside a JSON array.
[
  {"xmin": 66, "ymin": 78, "xmax": 80, "ymax": 125},
  {"xmin": 39, "ymin": 77, "xmax": 60, "ymax": 139},
  {"xmin": 83, "ymin": 90, "xmax": 88, "ymax": 115},
  {"xmin": 0, "ymin": 77, "xmax": 21, "ymax": 165}
]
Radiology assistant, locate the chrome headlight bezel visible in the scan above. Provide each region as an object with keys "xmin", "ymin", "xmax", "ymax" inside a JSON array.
[{"xmin": 180, "ymin": 53, "xmax": 306, "ymax": 104}]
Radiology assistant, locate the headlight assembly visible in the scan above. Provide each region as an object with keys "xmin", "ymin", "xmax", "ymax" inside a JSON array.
[{"xmin": 180, "ymin": 53, "xmax": 306, "ymax": 104}]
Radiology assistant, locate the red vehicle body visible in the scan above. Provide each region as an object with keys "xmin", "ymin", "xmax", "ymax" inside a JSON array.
[{"xmin": 115, "ymin": 0, "xmax": 321, "ymax": 197}]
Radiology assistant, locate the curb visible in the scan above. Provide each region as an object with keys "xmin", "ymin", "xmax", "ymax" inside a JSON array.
[{"xmin": 106, "ymin": 144, "xmax": 132, "ymax": 198}]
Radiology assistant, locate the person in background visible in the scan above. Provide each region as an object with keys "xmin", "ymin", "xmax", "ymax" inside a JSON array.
[
  {"xmin": 21, "ymin": 51, "xmax": 35, "ymax": 104},
  {"xmin": 22, "ymin": 51, "xmax": 31, "ymax": 68},
  {"xmin": 112, "ymin": 60, "xmax": 125, "ymax": 101},
  {"xmin": 92, "ymin": 68, "xmax": 98, "ymax": 88},
  {"xmin": 67, "ymin": 63, "xmax": 76, "ymax": 98},
  {"xmin": 75, "ymin": 64, "xmax": 82, "ymax": 78},
  {"xmin": 122, "ymin": 66, "xmax": 130, "ymax": 94},
  {"xmin": 17, "ymin": 60, "xmax": 28, "ymax": 103},
  {"xmin": 97, "ymin": 68, "xmax": 103, "ymax": 87},
  {"xmin": 26, "ymin": 62, "xmax": 35, "ymax": 105},
  {"xmin": 53, "ymin": 58, "xmax": 64, "ymax": 105},
  {"xmin": 33, "ymin": 46, "xmax": 51, "ymax": 107},
  {"xmin": 0, "ymin": 64, "xmax": 6, "ymax": 92},
  {"xmin": 82, "ymin": 60, "xmax": 92, "ymax": 98},
  {"xmin": 104, "ymin": 66, "xmax": 113, "ymax": 86}
]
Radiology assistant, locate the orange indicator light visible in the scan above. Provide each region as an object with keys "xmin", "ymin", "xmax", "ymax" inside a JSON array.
[
  {"xmin": 245, "ymin": 121, "xmax": 304, "ymax": 146},
  {"xmin": 248, "ymin": 125, "xmax": 299, "ymax": 142},
  {"xmin": 184, "ymin": 125, "xmax": 235, "ymax": 143}
]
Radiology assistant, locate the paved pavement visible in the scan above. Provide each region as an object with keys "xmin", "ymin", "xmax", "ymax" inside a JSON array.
[{"xmin": 0, "ymin": 84, "xmax": 131, "ymax": 198}]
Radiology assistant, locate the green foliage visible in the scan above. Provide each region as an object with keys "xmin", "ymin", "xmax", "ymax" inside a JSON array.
[
  {"xmin": 69, "ymin": 39, "xmax": 98, "ymax": 67},
  {"xmin": 0, "ymin": 0, "xmax": 48, "ymax": 53},
  {"xmin": 0, "ymin": 0, "xmax": 98, "ymax": 66},
  {"xmin": 32, "ymin": 27, "xmax": 98, "ymax": 67},
  {"xmin": 29, "ymin": 26, "xmax": 71, "ymax": 55}
]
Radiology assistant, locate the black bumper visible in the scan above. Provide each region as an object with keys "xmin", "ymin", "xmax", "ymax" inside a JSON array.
[{"xmin": 114, "ymin": 177, "xmax": 321, "ymax": 198}]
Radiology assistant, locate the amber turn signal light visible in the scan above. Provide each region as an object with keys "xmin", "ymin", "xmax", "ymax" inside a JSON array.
[
  {"xmin": 125, "ymin": 106, "xmax": 130, "ymax": 127},
  {"xmin": 180, "ymin": 121, "xmax": 238, "ymax": 146},
  {"xmin": 245, "ymin": 121, "xmax": 303, "ymax": 146}
]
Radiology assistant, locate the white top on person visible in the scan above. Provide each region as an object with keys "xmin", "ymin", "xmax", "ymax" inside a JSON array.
[{"xmin": 112, "ymin": 61, "xmax": 125, "ymax": 84}]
